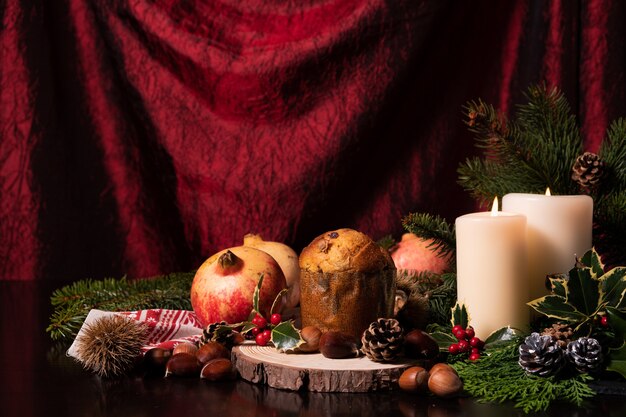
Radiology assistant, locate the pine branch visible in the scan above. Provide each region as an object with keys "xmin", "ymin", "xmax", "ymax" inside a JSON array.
[
  {"xmin": 401, "ymin": 213, "xmax": 456, "ymax": 259},
  {"xmin": 599, "ymin": 117, "xmax": 626, "ymax": 191},
  {"xmin": 47, "ymin": 272, "xmax": 195, "ymax": 342}
]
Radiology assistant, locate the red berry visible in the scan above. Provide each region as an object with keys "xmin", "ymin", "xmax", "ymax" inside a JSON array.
[
  {"xmin": 465, "ymin": 327, "xmax": 475, "ymax": 339},
  {"xmin": 454, "ymin": 329, "xmax": 467, "ymax": 340},
  {"xmin": 452, "ymin": 324, "xmax": 464, "ymax": 334},
  {"xmin": 601, "ymin": 316, "xmax": 609, "ymax": 327},
  {"xmin": 270, "ymin": 313, "xmax": 282, "ymax": 326},
  {"xmin": 471, "ymin": 348, "xmax": 480, "ymax": 354},
  {"xmin": 255, "ymin": 332, "xmax": 269, "ymax": 346},
  {"xmin": 469, "ymin": 337, "xmax": 484, "ymax": 349},
  {"xmin": 251, "ymin": 327, "xmax": 261, "ymax": 336},
  {"xmin": 448, "ymin": 343, "xmax": 460, "ymax": 354},
  {"xmin": 262, "ymin": 329, "xmax": 272, "ymax": 340},
  {"xmin": 457, "ymin": 340, "xmax": 470, "ymax": 352},
  {"xmin": 469, "ymin": 353, "xmax": 481, "ymax": 361},
  {"xmin": 252, "ymin": 315, "xmax": 267, "ymax": 329}
]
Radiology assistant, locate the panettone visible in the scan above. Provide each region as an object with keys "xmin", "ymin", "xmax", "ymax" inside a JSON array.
[{"xmin": 299, "ymin": 228, "xmax": 397, "ymax": 339}]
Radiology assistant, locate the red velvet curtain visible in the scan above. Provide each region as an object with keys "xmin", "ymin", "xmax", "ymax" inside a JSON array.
[{"xmin": 2, "ymin": 0, "xmax": 625, "ymax": 281}]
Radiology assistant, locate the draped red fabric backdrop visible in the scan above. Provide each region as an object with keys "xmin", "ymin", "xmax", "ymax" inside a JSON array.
[{"xmin": 1, "ymin": 0, "xmax": 625, "ymax": 281}]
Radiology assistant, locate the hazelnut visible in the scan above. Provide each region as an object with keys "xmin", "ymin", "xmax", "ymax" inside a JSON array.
[
  {"xmin": 173, "ymin": 342, "xmax": 198, "ymax": 356},
  {"xmin": 427, "ymin": 370, "xmax": 463, "ymax": 398},
  {"xmin": 164, "ymin": 353, "xmax": 201, "ymax": 377},
  {"xmin": 196, "ymin": 341, "xmax": 230, "ymax": 364},
  {"xmin": 319, "ymin": 331, "xmax": 360, "ymax": 359},
  {"xmin": 404, "ymin": 329, "xmax": 439, "ymax": 359},
  {"xmin": 200, "ymin": 358, "xmax": 237, "ymax": 381},
  {"xmin": 398, "ymin": 366, "xmax": 429, "ymax": 393},
  {"xmin": 298, "ymin": 326, "xmax": 322, "ymax": 353},
  {"xmin": 428, "ymin": 363, "xmax": 458, "ymax": 377}
]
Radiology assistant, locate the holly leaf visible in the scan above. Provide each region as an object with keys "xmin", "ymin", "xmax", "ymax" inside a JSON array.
[
  {"xmin": 484, "ymin": 327, "xmax": 525, "ymax": 350},
  {"xmin": 579, "ymin": 248, "xmax": 605, "ymax": 277},
  {"xmin": 528, "ymin": 295, "xmax": 587, "ymax": 322},
  {"xmin": 548, "ymin": 274, "xmax": 569, "ymax": 298},
  {"xmin": 253, "ymin": 274, "xmax": 264, "ymax": 315},
  {"xmin": 430, "ymin": 331, "xmax": 458, "ymax": 351},
  {"xmin": 451, "ymin": 303, "xmax": 469, "ymax": 328},
  {"xmin": 240, "ymin": 311, "xmax": 257, "ymax": 334},
  {"xmin": 566, "ymin": 267, "xmax": 599, "ymax": 315},
  {"xmin": 270, "ymin": 288, "xmax": 289, "ymax": 315},
  {"xmin": 599, "ymin": 267, "xmax": 626, "ymax": 309},
  {"xmin": 606, "ymin": 307, "xmax": 626, "ymax": 348},
  {"xmin": 606, "ymin": 342, "xmax": 626, "ymax": 380},
  {"xmin": 270, "ymin": 321, "xmax": 304, "ymax": 352}
]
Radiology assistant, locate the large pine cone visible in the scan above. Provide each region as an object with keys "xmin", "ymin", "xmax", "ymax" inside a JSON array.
[
  {"xmin": 519, "ymin": 332, "xmax": 565, "ymax": 377},
  {"xmin": 566, "ymin": 337, "xmax": 603, "ymax": 373},
  {"xmin": 361, "ymin": 318, "xmax": 404, "ymax": 362},
  {"xmin": 572, "ymin": 152, "xmax": 604, "ymax": 190}
]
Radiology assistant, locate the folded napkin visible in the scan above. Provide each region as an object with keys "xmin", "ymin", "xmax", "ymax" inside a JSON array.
[{"xmin": 67, "ymin": 308, "xmax": 205, "ymax": 360}]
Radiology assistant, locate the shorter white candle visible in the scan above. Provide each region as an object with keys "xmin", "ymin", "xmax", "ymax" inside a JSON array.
[
  {"xmin": 456, "ymin": 198, "xmax": 528, "ymax": 339},
  {"xmin": 502, "ymin": 190, "xmax": 593, "ymax": 302}
]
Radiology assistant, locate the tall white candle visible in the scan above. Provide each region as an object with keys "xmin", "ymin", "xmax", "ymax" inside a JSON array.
[
  {"xmin": 455, "ymin": 198, "xmax": 528, "ymax": 339},
  {"xmin": 502, "ymin": 191, "xmax": 593, "ymax": 302}
]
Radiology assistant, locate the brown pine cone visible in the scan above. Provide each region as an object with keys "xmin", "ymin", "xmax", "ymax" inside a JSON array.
[
  {"xmin": 572, "ymin": 152, "xmax": 604, "ymax": 191},
  {"xmin": 541, "ymin": 323, "xmax": 574, "ymax": 348}
]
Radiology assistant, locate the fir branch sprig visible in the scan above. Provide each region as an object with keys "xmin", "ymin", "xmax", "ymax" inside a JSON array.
[
  {"xmin": 401, "ymin": 213, "xmax": 456, "ymax": 260},
  {"xmin": 453, "ymin": 343, "xmax": 596, "ymax": 413},
  {"xmin": 47, "ymin": 272, "xmax": 195, "ymax": 342}
]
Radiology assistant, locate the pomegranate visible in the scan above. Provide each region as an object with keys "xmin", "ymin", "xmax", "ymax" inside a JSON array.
[
  {"xmin": 243, "ymin": 233, "xmax": 300, "ymax": 308},
  {"xmin": 191, "ymin": 246, "xmax": 287, "ymax": 326},
  {"xmin": 390, "ymin": 233, "xmax": 451, "ymax": 275}
]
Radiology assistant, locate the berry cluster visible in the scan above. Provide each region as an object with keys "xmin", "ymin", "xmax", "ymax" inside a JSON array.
[
  {"xmin": 448, "ymin": 325, "xmax": 484, "ymax": 361},
  {"xmin": 251, "ymin": 313, "xmax": 282, "ymax": 346}
]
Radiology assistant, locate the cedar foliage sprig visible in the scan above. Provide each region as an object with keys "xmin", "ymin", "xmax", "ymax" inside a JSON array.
[
  {"xmin": 401, "ymin": 213, "xmax": 456, "ymax": 260},
  {"xmin": 46, "ymin": 272, "xmax": 195, "ymax": 341},
  {"xmin": 453, "ymin": 343, "xmax": 596, "ymax": 413}
]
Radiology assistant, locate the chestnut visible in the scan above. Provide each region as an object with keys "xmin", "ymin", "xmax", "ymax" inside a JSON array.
[
  {"xmin": 404, "ymin": 329, "xmax": 439, "ymax": 359},
  {"xmin": 200, "ymin": 358, "xmax": 237, "ymax": 381},
  {"xmin": 173, "ymin": 342, "xmax": 198, "ymax": 356},
  {"xmin": 196, "ymin": 341, "xmax": 230, "ymax": 364},
  {"xmin": 319, "ymin": 331, "xmax": 359, "ymax": 359},
  {"xmin": 164, "ymin": 353, "xmax": 201, "ymax": 377}
]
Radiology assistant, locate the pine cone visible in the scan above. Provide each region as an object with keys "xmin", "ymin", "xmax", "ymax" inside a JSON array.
[
  {"xmin": 200, "ymin": 321, "xmax": 237, "ymax": 349},
  {"xmin": 361, "ymin": 318, "xmax": 404, "ymax": 362},
  {"xmin": 541, "ymin": 323, "xmax": 574, "ymax": 348},
  {"xmin": 519, "ymin": 332, "xmax": 565, "ymax": 377},
  {"xmin": 572, "ymin": 152, "xmax": 604, "ymax": 191},
  {"xmin": 566, "ymin": 337, "xmax": 603, "ymax": 373}
]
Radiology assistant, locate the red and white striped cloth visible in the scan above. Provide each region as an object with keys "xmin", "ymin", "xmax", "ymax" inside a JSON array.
[{"xmin": 67, "ymin": 308, "xmax": 205, "ymax": 359}]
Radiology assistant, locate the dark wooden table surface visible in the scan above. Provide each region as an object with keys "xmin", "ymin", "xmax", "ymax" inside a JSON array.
[{"xmin": 1, "ymin": 280, "xmax": 625, "ymax": 417}]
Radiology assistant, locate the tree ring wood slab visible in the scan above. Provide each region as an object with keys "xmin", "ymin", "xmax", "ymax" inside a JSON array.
[{"xmin": 232, "ymin": 344, "xmax": 429, "ymax": 392}]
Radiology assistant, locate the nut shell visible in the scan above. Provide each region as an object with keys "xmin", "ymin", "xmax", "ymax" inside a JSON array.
[
  {"xmin": 165, "ymin": 353, "xmax": 201, "ymax": 377},
  {"xmin": 398, "ymin": 366, "xmax": 429, "ymax": 393},
  {"xmin": 196, "ymin": 341, "xmax": 230, "ymax": 364},
  {"xmin": 298, "ymin": 326, "xmax": 322, "ymax": 353},
  {"xmin": 319, "ymin": 331, "xmax": 359, "ymax": 359},
  {"xmin": 173, "ymin": 342, "xmax": 198, "ymax": 356},
  {"xmin": 428, "ymin": 363, "xmax": 458, "ymax": 377},
  {"xmin": 200, "ymin": 358, "xmax": 236, "ymax": 381},
  {"xmin": 404, "ymin": 329, "xmax": 439, "ymax": 359},
  {"xmin": 427, "ymin": 370, "xmax": 463, "ymax": 398},
  {"xmin": 143, "ymin": 348, "xmax": 172, "ymax": 371}
]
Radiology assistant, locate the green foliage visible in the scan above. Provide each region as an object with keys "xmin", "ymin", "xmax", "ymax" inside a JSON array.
[
  {"xmin": 46, "ymin": 272, "xmax": 195, "ymax": 342},
  {"xmin": 453, "ymin": 343, "xmax": 596, "ymax": 413},
  {"xmin": 528, "ymin": 248, "xmax": 626, "ymax": 337},
  {"xmin": 376, "ymin": 234, "xmax": 396, "ymax": 251},
  {"xmin": 451, "ymin": 302, "xmax": 469, "ymax": 328},
  {"xmin": 271, "ymin": 321, "xmax": 304, "ymax": 352},
  {"xmin": 425, "ymin": 272, "xmax": 458, "ymax": 325},
  {"xmin": 401, "ymin": 212, "xmax": 456, "ymax": 260}
]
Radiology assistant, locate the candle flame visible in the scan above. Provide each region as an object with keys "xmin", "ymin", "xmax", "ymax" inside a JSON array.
[
  {"xmin": 545, "ymin": 187, "xmax": 551, "ymax": 196},
  {"xmin": 491, "ymin": 196, "xmax": 499, "ymax": 216}
]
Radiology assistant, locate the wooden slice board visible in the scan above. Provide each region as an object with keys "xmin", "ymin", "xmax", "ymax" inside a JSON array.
[{"xmin": 232, "ymin": 343, "xmax": 429, "ymax": 392}]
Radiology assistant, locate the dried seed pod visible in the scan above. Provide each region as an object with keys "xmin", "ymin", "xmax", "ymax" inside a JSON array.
[
  {"xmin": 404, "ymin": 329, "xmax": 439, "ymax": 359},
  {"xmin": 319, "ymin": 331, "xmax": 360, "ymax": 359},
  {"xmin": 173, "ymin": 342, "xmax": 198, "ymax": 356},
  {"xmin": 164, "ymin": 353, "xmax": 201, "ymax": 377},
  {"xmin": 200, "ymin": 358, "xmax": 237, "ymax": 381},
  {"xmin": 427, "ymin": 370, "xmax": 463, "ymax": 398},
  {"xmin": 298, "ymin": 326, "xmax": 322, "ymax": 353},
  {"xmin": 398, "ymin": 366, "xmax": 429, "ymax": 393},
  {"xmin": 196, "ymin": 341, "xmax": 230, "ymax": 364}
]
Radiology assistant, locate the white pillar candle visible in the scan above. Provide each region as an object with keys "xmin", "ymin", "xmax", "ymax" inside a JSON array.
[
  {"xmin": 502, "ymin": 190, "xmax": 593, "ymax": 302},
  {"xmin": 455, "ymin": 198, "xmax": 528, "ymax": 339}
]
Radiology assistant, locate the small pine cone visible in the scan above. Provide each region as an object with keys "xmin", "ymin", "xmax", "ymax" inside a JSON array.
[
  {"xmin": 361, "ymin": 318, "xmax": 404, "ymax": 362},
  {"xmin": 200, "ymin": 321, "xmax": 236, "ymax": 349},
  {"xmin": 519, "ymin": 332, "xmax": 565, "ymax": 377},
  {"xmin": 572, "ymin": 152, "xmax": 605, "ymax": 190},
  {"xmin": 541, "ymin": 323, "xmax": 574, "ymax": 348},
  {"xmin": 566, "ymin": 337, "xmax": 604, "ymax": 373}
]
